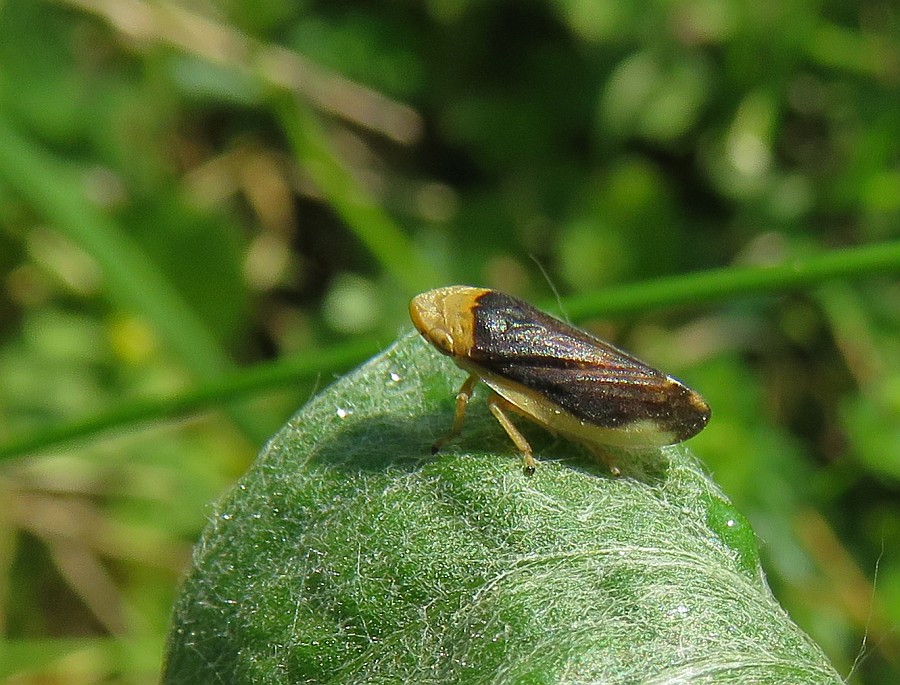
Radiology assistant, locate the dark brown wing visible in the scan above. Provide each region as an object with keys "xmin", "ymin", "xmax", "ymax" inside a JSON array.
[{"xmin": 468, "ymin": 290, "xmax": 709, "ymax": 441}]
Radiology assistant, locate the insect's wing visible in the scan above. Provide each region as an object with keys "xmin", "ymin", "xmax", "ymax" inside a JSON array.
[{"xmin": 468, "ymin": 291, "xmax": 710, "ymax": 444}]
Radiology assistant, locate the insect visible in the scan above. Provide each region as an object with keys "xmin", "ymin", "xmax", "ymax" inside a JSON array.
[{"xmin": 410, "ymin": 286, "xmax": 711, "ymax": 476}]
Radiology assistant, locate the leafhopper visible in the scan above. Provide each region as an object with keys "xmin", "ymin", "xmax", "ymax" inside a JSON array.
[{"xmin": 410, "ymin": 286, "xmax": 711, "ymax": 475}]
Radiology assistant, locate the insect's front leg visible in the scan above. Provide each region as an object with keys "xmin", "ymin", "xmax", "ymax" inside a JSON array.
[
  {"xmin": 486, "ymin": 392, "xmax": 538, "ymax": 477},
  {"xmin": 431, "ymin": 374, "xmax": 479, "ymax": 455}
]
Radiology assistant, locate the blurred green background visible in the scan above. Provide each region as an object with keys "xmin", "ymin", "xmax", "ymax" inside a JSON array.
[{"xmin": 0, "ymin": 0, "xmax": 898, "ymax": 682}]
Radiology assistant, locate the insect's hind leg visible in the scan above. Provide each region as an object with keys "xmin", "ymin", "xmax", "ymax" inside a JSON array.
[
  {"xmin": 586, "ymin": 443, "xmax": 622, "ymax": 477},
  {"xmin": 431, "ymin": 374, "xmax": 479, "ymax": 455},
  {"xmin": 487, "ymin": 392, "xmax": 537, "ymax": 476}
]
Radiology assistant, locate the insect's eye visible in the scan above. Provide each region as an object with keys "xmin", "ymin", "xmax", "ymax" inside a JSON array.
[{"xmin": 431, "ymin": 329, "xmax": 454, "ymax": 354}]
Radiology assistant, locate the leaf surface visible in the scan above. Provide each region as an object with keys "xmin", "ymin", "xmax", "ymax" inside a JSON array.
[{"xmin": 163, "ymin": 334, "xmax": 842, "ymax": 684}]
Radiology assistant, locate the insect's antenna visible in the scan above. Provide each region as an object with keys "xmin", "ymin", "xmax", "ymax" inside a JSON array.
[
  {"xmin": 529, "ymin": 254, "xmax": 570, "ymax": 322},
  {"xmin": 847, "ymin": 533, "xmax": 885, "ymax": 682}
]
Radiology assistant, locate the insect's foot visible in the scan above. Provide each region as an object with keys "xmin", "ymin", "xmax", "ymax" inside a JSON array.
[{"xmin": 522, "ymin": 453, "xmax": 537, "ymax": 477}]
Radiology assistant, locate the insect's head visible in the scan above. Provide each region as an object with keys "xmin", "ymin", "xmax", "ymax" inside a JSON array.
[{"xmin": 410, "ymin": 286, "xmax": 484, "ymax": 358}]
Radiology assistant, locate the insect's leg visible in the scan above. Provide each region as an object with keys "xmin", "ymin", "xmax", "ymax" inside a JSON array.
[
  {"xmin": 587, "ymin": 444, "xmax": 622, "ymax": 476},
  {"xmin": 486, "ymin": 392, "xmax": 537, "ymax": 476},
  {"xmin": 432, "ymin": 374, "xmax": 479, "ymax": 455}
]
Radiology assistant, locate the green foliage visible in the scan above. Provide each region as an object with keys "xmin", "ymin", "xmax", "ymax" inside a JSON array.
[
  {"xmin": 163, "ymin": 334, "xmax": 841, "ymax": 684},
  {"xmin": 0, "ymin": 0, "xmax": 898, "ymax": 682}
]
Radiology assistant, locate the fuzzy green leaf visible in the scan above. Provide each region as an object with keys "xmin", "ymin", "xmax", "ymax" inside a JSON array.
[{"xmin": 163, "ymin": 334, "xmax": 842, "ymax": 684}]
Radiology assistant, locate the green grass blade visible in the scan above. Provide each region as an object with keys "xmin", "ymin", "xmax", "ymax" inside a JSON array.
[
  {"xmin": 1, "ymin": 241, "xmax": 896, "ymax": 463},
  {"xmin": 562, "ymin": 240, "xmax": 900, "ymax": 319},
  {"xmin": 0, "ymin": 337, "xmax": 381, "ymax": 462},
  {"xmin": 0, "ymin": 115, "xmax": 269, "ymax": 440},
  {"xmin": 275, "ymin": 97, "xmax": 432, "ymax": 293}
]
